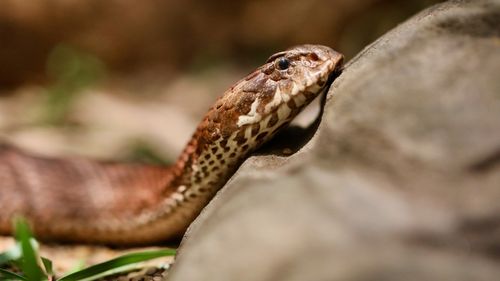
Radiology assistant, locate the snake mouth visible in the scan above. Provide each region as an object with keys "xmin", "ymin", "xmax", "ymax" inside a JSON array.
[{"xmin": 327, "ymin": 62, "xmax": 344, "ymax": 85}]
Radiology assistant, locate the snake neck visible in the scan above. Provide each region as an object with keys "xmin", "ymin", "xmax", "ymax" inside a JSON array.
[{"xmin": 164, "ymin": 83, "xmax": 327, "ymax": 209}]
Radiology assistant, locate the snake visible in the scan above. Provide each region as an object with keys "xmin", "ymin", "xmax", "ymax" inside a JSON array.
[{"xmin": 0, "ymin": 45, "xmax": 343, "ymax": 245}]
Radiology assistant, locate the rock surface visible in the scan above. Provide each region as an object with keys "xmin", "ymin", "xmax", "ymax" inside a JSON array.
[{"xmin": 168, "ymin": 1, "xmax": 500, "ymax": 280}]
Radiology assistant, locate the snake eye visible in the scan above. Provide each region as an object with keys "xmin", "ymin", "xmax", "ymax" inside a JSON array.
[{"xmin": 276, "ymin": 57, "xmax": 290, "ymax": 70}]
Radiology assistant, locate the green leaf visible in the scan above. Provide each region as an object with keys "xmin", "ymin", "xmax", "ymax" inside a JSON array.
[
  {"xmin": 41, "ymin": 257, "xmax": 53, "ymax": 278},
  {"xmin": 13, "ymin": 218, "xmax": 46, "ymax": 281},
  {"xmin": 0, "ymin": 268, "xmax": 28, "ymax": 280},
  {"xmin": 58, "ymin": 249, "xmax": 175, "ymax": 281}
]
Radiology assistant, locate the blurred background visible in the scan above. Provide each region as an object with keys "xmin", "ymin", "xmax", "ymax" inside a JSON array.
[{"xmin": 0, "ymin": 0, "xmax": 443, "ymax": 164}]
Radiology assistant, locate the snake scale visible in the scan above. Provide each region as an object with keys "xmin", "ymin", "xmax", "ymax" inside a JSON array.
[{"xmin": 0, "ymin": 45, "xmax": 343, "ymax": 245}]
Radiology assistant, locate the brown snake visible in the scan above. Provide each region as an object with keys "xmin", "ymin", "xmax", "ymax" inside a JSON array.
[{"xmin": 0, "ymin": 45, "xmax": 343, "ymax": 245}]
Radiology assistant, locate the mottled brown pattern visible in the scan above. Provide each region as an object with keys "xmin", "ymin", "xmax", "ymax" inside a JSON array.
[
  {"xmin": 0, "ymin": 145, "xmax": 175, "ymax": 242},
  {"xmin": 0, "ymin": 45, "xmax": 343, "ymax": 244}
]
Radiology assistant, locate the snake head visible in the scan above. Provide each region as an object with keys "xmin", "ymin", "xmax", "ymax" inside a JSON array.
[
  {"xmin": 233, "ymin": 44, "xmax": 343, "ymax": 127},
  {"xmin": 203, "ymin": 45, "xmax": 343, "ymax": 146},
  {"xmin": 265, "ymin": 44, "xmax": 344, "ymax": 89}
]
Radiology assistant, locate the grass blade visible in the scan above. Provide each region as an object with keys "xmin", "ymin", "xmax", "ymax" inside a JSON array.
[
  {"xmin": 41, "ymin": 257, "xmax": 54, "ymax": 278},
  {"xmin": 0, "ymin": 268, "xmax": 28, "ymax": 280},
  {"xmin": 58, "ymin": 249, "xmax": 175, "ymax": 281},
  {"xmin": 14, "ymin": 218, "xmax": 46, "ymax": 281}
]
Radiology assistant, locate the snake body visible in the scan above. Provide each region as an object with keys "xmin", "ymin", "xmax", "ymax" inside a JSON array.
[{"xmin": 0, "ymin": 45, "xmax": 343, "ymax": 244}]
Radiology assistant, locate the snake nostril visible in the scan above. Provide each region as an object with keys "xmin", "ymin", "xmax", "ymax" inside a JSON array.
[{"xmin": 309, "ymin": 53, "xmax": 319, "ymax": 61}]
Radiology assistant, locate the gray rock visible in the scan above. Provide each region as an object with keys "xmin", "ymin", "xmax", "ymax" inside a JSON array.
[{"xmin": 168, "ymin": 0, "xmax": 500, "ymax": 280}]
